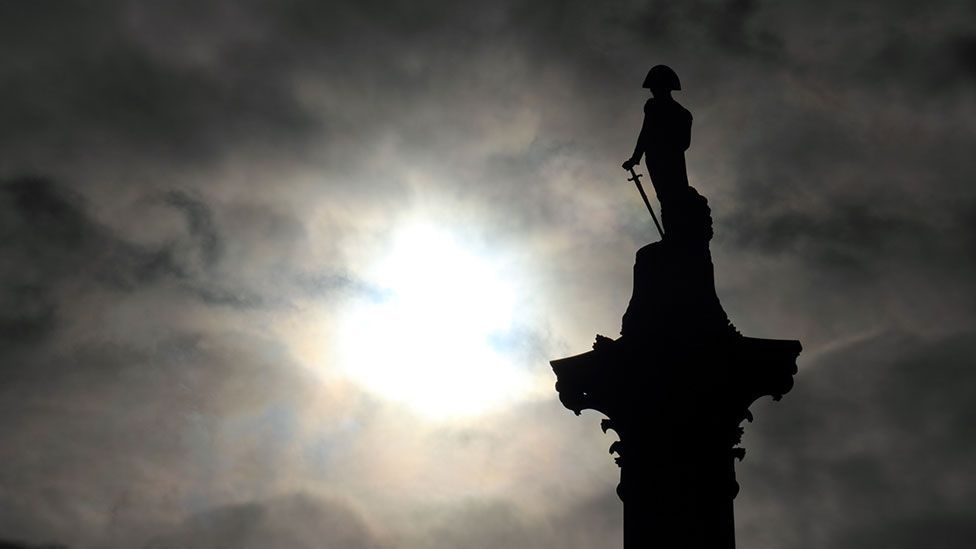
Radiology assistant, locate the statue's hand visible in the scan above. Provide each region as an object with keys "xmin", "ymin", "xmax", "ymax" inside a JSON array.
[{"xmin": 621, "ymin": 158, "xmax": 637, "ymax": 170}]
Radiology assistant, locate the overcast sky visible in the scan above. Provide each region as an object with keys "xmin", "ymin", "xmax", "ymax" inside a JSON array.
[{"xmin": 1, "ymin": 1, "xmax": 975, "ymax": 548}]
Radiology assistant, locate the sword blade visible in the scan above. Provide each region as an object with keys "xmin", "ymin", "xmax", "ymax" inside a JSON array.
[{"xmin": 627, "ymin": 168, "xmax": 664, "ymax": 238}]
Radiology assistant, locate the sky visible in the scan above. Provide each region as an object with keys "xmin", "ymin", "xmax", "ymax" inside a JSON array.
[{"xmin": 1, "ymin": 1, "xmax": 975, "ymax": 548}]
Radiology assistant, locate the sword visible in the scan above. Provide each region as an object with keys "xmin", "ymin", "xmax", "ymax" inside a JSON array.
[{"xmin": 626, "ymin": 167, "xmax": 664, "ymax": 238}]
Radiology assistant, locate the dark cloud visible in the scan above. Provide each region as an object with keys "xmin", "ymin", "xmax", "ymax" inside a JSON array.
[
  {"xmin": 145, "ymin": 494, "xmax": 384, "ymax": 549},
  {"xmin": 737, "ymin": 330, "xmax": 976, "ymax": 548},
  {"xmin": 392, "ymin": 490, "xmax": 621, "ymax": 549},
  {"xmin": 0, "ymin": 176, "xmax": 115, "ymax": 345},
  {"xmin": 0, "ymin": 542, "xmax": 66, "ymax": 549},
  {"xmin": 0, "ymin": 176, "xmax": 246, "ymax": 312},
  {"xmin": 0, "ymin": 328, "xmax": 329, "ymax": 547},
  {"xmin": 138, "ymin": 489, "xmax": 620, "ymax": 549},
  {"xmin": 953, "ymin": 34, "xmax": 976, "ymax": 78},
  {"xmin": 838, "ymin": 513, "xmax": 976, "ymax": 549},
  {"xmin": 0, "ymin": 176, "xmax": 380, "ymax": 320},
  {"xmin": 163, "ymin": 191, "xmax": 222, "ymax": 268},
  {"xmin": 0, "ymin": 2, "xmax": 317, "ymax": 175}
]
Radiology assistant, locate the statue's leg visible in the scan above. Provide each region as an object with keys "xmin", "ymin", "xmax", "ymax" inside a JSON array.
[
  {"xmin": 646, "ymin": 153, "xmax": 693, "ymax": 236},
  {"xmin": 645, "ymin": 153, "xmax": 689, "ymax": 199}
]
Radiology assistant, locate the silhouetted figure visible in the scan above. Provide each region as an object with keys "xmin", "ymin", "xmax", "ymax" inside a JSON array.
[
  {"xmin": 621, "ymin": 65, "xmax": 692, "ymax": 211},
  {"xmin": 552, "ymin": 67, "xmax": 800, "ymax": 549}
]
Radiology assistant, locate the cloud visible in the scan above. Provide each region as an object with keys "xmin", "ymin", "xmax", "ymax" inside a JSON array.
[
  {"xmin": 0, "ymin": 327, "xmax": 331, "ymax": 545},
  {"xmin": 395, "ymin": 491, "xmax": 621, "ymax": 549},
  {"xmin": 0, "ymin": 541, "xmax": 66, "ymax": 549},
  {"xmin": 145, "ymin": 494, "xmax": 384, "ymax": 549},
  {"xmin": 736, "ymin": 330, "xmax": 976, "ymax": 548},
  {"xmin": 101, "ymin": 488, "xmax": 621, "ymax": 549},
  {"xmin": 0, "ymin": 2, "xmax": 317, "ymax": 174},
  {"xmin": 0, "ymin": 176, "xmax": 383, "ymax": 320}
]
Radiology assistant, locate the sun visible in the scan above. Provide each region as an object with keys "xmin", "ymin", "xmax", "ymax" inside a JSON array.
[{"xmin": 338, "ymin": 222, "xmax": 533, "ymax": 418}]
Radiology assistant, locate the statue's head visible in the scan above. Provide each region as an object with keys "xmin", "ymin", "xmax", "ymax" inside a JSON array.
[{"xmin": 642, "ymin": 65, "xmax": 681, "ymax": 94}]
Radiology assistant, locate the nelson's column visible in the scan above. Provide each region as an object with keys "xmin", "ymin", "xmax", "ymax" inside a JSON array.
[{"xmin": 550, "ymin": 65, "xmax": 802, "ymax": 549}]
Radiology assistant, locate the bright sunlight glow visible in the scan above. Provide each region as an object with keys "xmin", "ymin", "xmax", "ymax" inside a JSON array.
[{"xmin": 338, "ymin": 222, "xmax": 533, "ymax": 419}]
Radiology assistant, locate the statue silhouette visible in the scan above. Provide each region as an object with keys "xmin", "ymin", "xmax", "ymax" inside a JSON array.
[
  {"xmin": 622, "ymin": 65, "xmax": 692, "ymax": 214},
  {"xmin": 552, "ymin": 65, "xmax": 801, "ymax": 549}
]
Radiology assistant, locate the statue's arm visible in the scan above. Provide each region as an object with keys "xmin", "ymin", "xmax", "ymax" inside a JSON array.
[
  {"xmin": 631, "ymin": 117, "xmax": 651, "ymax": 162},
  {"xmin": 623, "ymin": 106, "xmax": 652, "ymax": 168}
]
